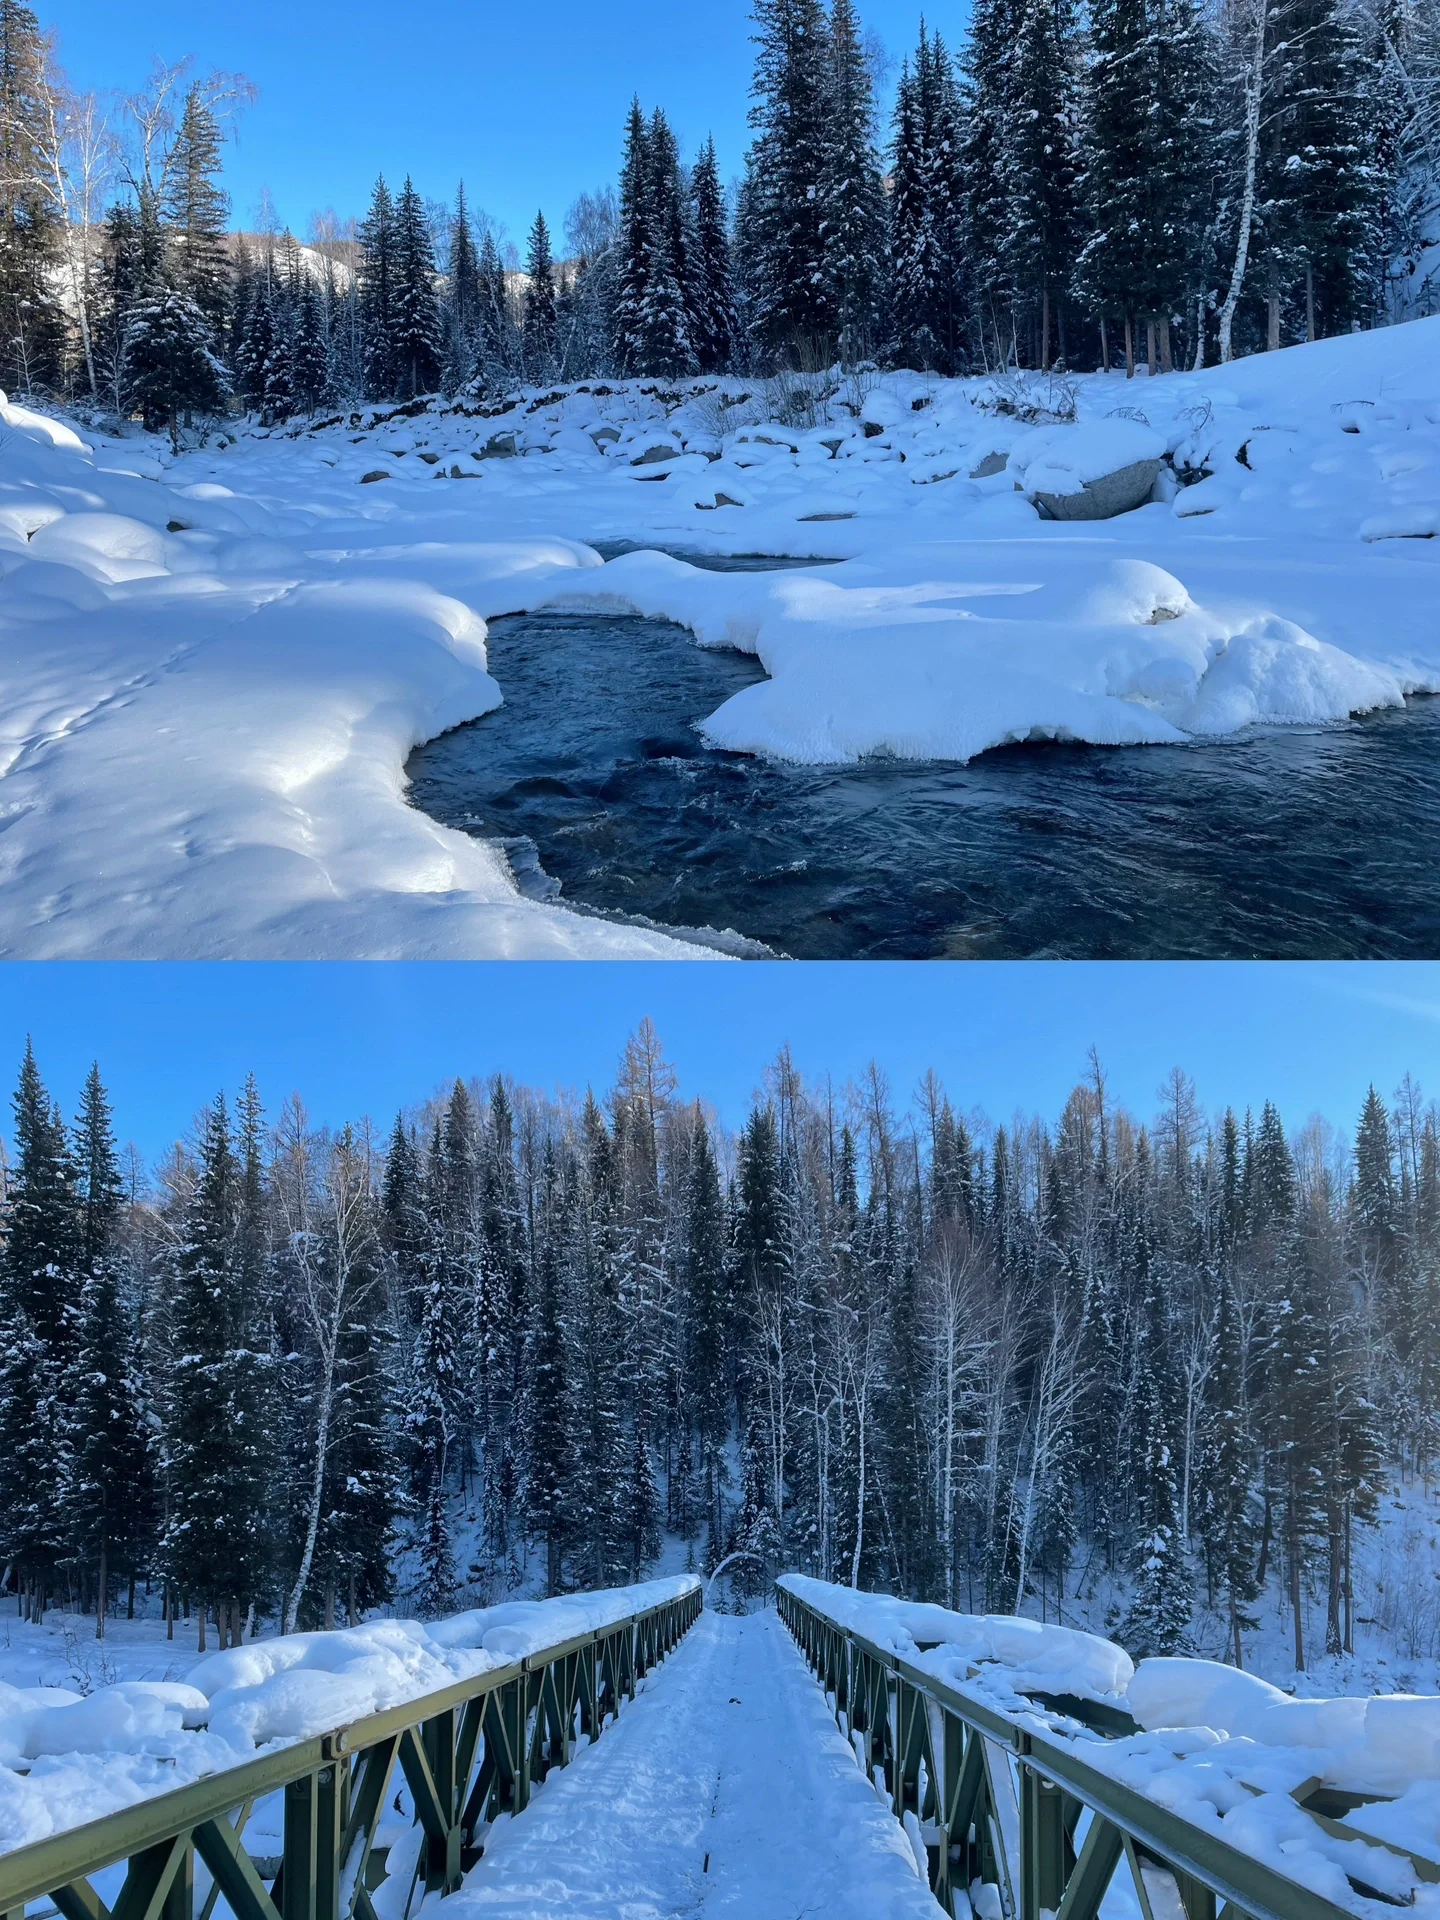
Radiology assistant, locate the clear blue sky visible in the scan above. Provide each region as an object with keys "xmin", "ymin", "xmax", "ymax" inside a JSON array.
[
  {"xmin": 1, "ymin": 963, "xmax": 1436, "ymax": 1164},
  {"xmin": 47, "ymin": 0, "xmax": 938, "ymax": 248}
]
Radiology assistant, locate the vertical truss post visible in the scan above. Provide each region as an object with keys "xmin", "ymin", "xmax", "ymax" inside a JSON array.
[
  {"xmin": 281, "ymin": 1774, "xmax": 319, "ymax": 1920},
  {"xmin": 1021, "ymin": 1765, "xmax": 1068, "ymax": 1920},
  {"xmin": 313, "ymin": 1762, "xmax": 344, "ymax": 1920}
]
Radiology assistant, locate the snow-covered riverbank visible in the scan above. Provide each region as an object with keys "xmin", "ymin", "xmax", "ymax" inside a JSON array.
[{"xmin": 1, "ymin": 318, "xmax": 1436, "ymax": 957}]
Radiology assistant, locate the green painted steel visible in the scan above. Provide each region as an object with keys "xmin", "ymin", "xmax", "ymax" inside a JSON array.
[
  {"xmin": 775, "ymin": 1580, "xmax": 1395, "ymax": 1920},
  {"xmin": 0, "ymin": 1587, "xmax": 703, "ymax": 1920}
]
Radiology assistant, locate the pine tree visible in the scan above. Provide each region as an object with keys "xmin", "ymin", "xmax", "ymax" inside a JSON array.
[
  {"xmin": 1123, "ymin": 1282, "xmax": 1193, "ymax": 1656},
  {"xmin": 687, "ymin": 138, "xmax": 739, "ymax": 372},
  {"xmin": 819, "ymin": 0, "xmax": 887, "ymax": 364},
  {"xmin": 526, "ymin": 1147, "xmax": 573, "ymax": 1593},
  {"xmin": 359, "ymin": 176, "xmax": 398, "ymax": 397},
  {"xmin": 123, "ymin": 289, "xmax": 229, "ymax": 443},
  {"xmin": 1001, "ymin": 0, "xmax": 1085, "ymax": 368},
  {"xmin": 890, "ymin": 30, "xmax": 969, "ymax": 372},
  {"xmin": 737, "ymin": 0, "xmax": 835, "ymax": 361},
  {"xmin": 392, "ymin": 177, "xmax": 444, "ymax": 398},
  {"xmin": 68, "ymin": 1065, "xmax": 152, "ymax": 1636},
  {"xmin": 637, "ymin": 111, "xmax": 694, "ymax": 378},
  {"xmin": 0, "ymin": 1043, "xmax": 80, "ymax": 1612},
  {"xmin": 161, "ymin": 1095, "xmax": 267, "ymax": 1648},
  {"xmin": 963, "ymin": 0, "xmax": 1020, "ymax": 366},
  {"xmin": 163, "ymin": 86, "xmax": 232, "ymax": 338},
  {"xmin": 446, "ymin": 184, "xmax": 481, "ymax": 388},
  {"xmin": 682, "ymin": 1111, "xmax": 730, "ymax": 1554},
  {"xmin": 475, "ymin": 228, "xmax": 512, "ymax": 385},
  {"xmin": 0, "ymin": 0, "xmax": 65, "ymax": 392},
  {"xmin": 612, "ymin": 101, "xmax": 652, "ymax": 374},
  {"xmin": 522, "ymin": 211, "xmax": 558, "ymax": 381},
  {"xmin": 1201, "ymin": 1272, "xmax": 1261, "ymax": 1664}
]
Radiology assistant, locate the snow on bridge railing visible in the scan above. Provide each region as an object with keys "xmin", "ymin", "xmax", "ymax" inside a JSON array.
[
  {"xmin": 0, "ymin": 1577, "xmax": 702, "ymax": 1920},
  {"xmin": 776, "ymin": 1574, "xmax": 1440, "ymax": 1920}
]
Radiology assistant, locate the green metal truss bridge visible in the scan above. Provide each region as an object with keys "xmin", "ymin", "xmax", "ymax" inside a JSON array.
[{"xmin": 1, "ymin": 1580, "xmax": 1430, "ymax": 1920}]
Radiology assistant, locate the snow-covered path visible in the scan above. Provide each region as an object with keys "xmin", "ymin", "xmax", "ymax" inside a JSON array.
[{"xmin": 437, "ymin": 1608, "xmax": 940, "ymax": 1920}]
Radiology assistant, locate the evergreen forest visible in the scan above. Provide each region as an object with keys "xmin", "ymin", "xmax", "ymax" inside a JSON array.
[
  {"xmin": 1, "ymin": 0, "xmax": 1438, "ymax": 435},
  {"xmin": 0, "ymin": 1026, "xmax": 1434, "ymax": 1675}
]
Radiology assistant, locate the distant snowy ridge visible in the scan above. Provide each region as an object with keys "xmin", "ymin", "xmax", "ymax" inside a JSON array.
[
  {"xmin": 0, "ymin": 1577, "xmax": 699, "ymax": 1854},
  {"xmin": 0, "ymin": 317, "xmax": 1437, "ymax": 955}
]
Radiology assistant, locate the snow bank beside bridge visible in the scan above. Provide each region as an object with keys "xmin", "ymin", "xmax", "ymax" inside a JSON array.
[{"xmin": 0, "ymin": 1577, "xmax": 700, "ymax": 1854}]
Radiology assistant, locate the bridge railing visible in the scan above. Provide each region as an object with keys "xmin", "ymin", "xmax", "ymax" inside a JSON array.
[
  {"xmin": 776, "ymin": 1577, "xmax": 1429, "ymax": 1920},
  {"xmin": 0, "ymin": 1582, "xmax": 703, "ymax": 1920}
]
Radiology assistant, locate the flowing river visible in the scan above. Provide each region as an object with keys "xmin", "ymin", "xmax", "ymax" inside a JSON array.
[{"xmin": 405, "ymin": 557, "xmax": 1440, "ymax": 960}]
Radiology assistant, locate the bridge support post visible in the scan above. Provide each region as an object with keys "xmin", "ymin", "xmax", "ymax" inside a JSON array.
[{"xmin": 1020, "ymin": 1765, "xmax": 1068, "ymax": 1920}]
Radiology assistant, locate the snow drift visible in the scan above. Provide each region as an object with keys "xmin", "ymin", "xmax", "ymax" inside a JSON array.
[{"xmin": 1, "ymin": 316, "xmax": 1438, "ymax": 955}]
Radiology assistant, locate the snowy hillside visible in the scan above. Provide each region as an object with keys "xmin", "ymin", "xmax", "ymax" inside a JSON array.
[{"xmin": 0, "ymin": 318, "xmax": 1437, "ymax": 956}]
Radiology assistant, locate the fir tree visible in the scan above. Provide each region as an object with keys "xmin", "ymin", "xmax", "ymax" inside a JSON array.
[
  {"xmin": 890, "ymin": 30, "xmax": 969, "ymax": 372},
  {"xmin": 522, "ymin": 211, "xmax": 558, "ymax": 381},
  {"xmin": 612, "ymin": 101, "xmax": 652, "ymax": 374},
  {"xmin": 163, "ymin": 86, "xmax": 232, "ymax": 338},
  {"xmin": 819, "ymin": 0, "xmax": 887, "ymax": 364},
  {"xmin": 359, "ymin": 176, "xmax": 399, "ymax": 397},
  {"xmin": 68, "ymin": 1065, "xmax": 152, "ymax": 1635},
  {"xmin": 446, "ymin": 184, "xmax": 481, "ymax": 388},
  {"xmin": 526, "ymin": 1147, "xmax": 573, "ymax": 1593},
  {"xmin": 123, "ymin": 290, "xmax": 229, "ymax": 443},
  {"xmin": 637, "ymin": 111, "xmax": 694, "ymax": 378},
  {"xmin": 392, "ymin": 177, "xmax": 444, "ymax": 398},
  {"xmin": 687, "ymin": 138, "xmax": 739, "ymax": 373},
  {"xmin": 737, "ymin": 0, "xmax": 835, "ymax": 361},
  {"xmin": 1001, "ymin": 0, "xmax": 1085, "ymax": 368},
  {"xmin": 0, "ymin": 0, "xmax": 65, "ymax": 392}
]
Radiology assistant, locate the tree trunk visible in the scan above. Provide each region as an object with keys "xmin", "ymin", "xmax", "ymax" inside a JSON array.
[
  {"xmin": 1146, "ymin": 319, "xmax": 1158, "ymax": 376},
  {"xmin": 1305, "ymin": 262, "xmax": 1316, "ymax": 342},
  {"xmin": 1041, "ymin": 287, "xmax": 1051, "ymax": 372},
  {"xmin": 197, "ymin": 1604, "xmax": 207, "ymax": 1655},
  {"xmin": 96, "ymin": 1543, "xmax": 106, "ymax": 1641},
  {"xmin": 1124, "ymin": 316, "xmax": 1135, "ymax": 379},
  {"xmin": 1192, "ymin": 296, "xmax": 1206, "ymax": 371},
  {"xmin": 1159, "ymin": 319, "xmax": 1173, "ymax": 374},
  {"xmin": 1219, "ymin": 0, "xmax": 1266, "ymax": 363},
  {"xmin": 1267, "ymin": 294, "xmax": 1281, "ymax": 351},
  {"xmin": 1099, "ymin": 317, "xmax": 1109, "ymax": 373},
  {"xmin": 128, "ymin": 1575, "xmax": 136, "ymax": 1620}
]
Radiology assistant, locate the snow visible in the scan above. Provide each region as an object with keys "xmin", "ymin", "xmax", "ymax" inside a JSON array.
[
  {"xmin": 776, "ymin": 1573, "xmax": 1135, "ymax": 1700},
  {"xmin": 781, "ymin": 1577, "xmax": 1440, "ymax": 1913},
  {"xmin": 435, "ymin": 1607, "xmax": 940, "ymax": 1920},
  {"xmin": 1, "ymin": 316, "xmax": 1438, "ymax": 954},
  {"xmin": 0, "ymin": 1578, "xmax": 699, "ymax": 1854}
]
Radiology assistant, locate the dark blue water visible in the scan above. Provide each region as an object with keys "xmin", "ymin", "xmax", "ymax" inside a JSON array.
[{"xmin": 405, "ymin": 583, "xmax": 1440, "ymax": 960}]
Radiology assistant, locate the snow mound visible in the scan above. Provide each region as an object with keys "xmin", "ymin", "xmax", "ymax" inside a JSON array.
[{"xmin": 776, "ymin": 1575, "xmax": 1133, "ymax": 1699}]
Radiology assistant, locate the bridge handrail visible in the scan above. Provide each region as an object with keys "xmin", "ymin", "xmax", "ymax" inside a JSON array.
[
  {"xmin": 775, "ymin": 1576, "xmax": 1420, "ymax": 1920},
  {"xmin": 0, "ymin": 1581, "xmax": 704, "ymax": 1920}
]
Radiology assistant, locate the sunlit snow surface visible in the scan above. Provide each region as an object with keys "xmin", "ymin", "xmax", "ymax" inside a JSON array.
[{"xmin": 1, "ymin": 318, "xmax": 1438, "ymax": 956}]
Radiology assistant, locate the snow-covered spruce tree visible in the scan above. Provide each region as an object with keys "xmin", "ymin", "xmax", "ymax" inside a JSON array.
[
  {"xmin": 162, "ymin": 85, "xmax": 232, "ymax": 343},
  {"xmin": 1122, "ymin": 1281, "xmax": 1193, "ymax": 1658},
  {"xmin": 568, "ymin": 1095, "xmax": 626, "ymax": 1587},
  {"xmin": 962, "ymin": 0, "xmax": 1019, "ymax": 367},
  {"xmin": 1001, "ymin": 0, "xmax": 1085, "ymax": 368},
  {"xmin": 445, "ymin": 184, "xmax": 481, "ymax": 388},
  {"xmin": 477, "ymin": 1080, "xmax": 527, "ymax": 1570},
  {"xmin": 1249, "ymin": 0, "xmax": 1374, "ymax": 346},
  {"xmin": 392, "ymin": 176, "xmax": 444, "ymax": 398},
  {"xmin": 637, "ymin": 109, "xmax": 695, "ymax": 378},
  {"xmin": 737, "ymin": 0, "xmax": 834, "ymax": 363},
  {"xmin": 0, "ymin": 1043, "xmax": 81, "ymax": 1617},
  {"xmin": 611, "ymin": 100, "xmax": 653, "ymax": 375},
  {"xmin": 526, "ymin": 1144, "xmax": 574, "ymax": 1594},
  {"xmin": 687, "ymin": 137, "xmax": 739, "ymax": 372},
  {"xmin": 68, "ymin": 1064, "xmax": 153, "ymax": 1636},
  {"xmin": 522, "ymin": 210, "xmax": 558, "ymax": 382},
  {"xmin": 0, "ymin": 0, "xmax": 66, "ymax": 393},
  {"xmin": 1199, "ymin": 1266, "xmax": 1261, "ymax": 1666},
  {"xmin": 681, "ymin": 1107, "xmax": 730, "ymax": 1557},
  {"xmin": 474, "ymin": 227, "xmax": 513, "ymax": 386},
  {"xmin": 818, "ymin": 0, "xmax": 887, "ymax": 365},
  {"xmin": 235, "ymin": 268, "xmax": 278, "ymax": 416},
  {"xmin": 890, "ymin": 29, "xmax": 969, "ymax": 372},
  {"xmin": 359, "ymin": 175, "xmax": 398, "ymax": 397},
  {"xmin": 1071, "ymin": 0, "xmax": 1214, "ymax": 373},
  {"xmin": 122, "ymin": 241, "xmax": 229, "ymax": 442},
  {"xmin": 160, "ymin": 1095, "xmax": 272, "ymax": 1650},
  {"xmin": 289, "ymin": 268, "xmax": 329, "ymax": 415}
]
